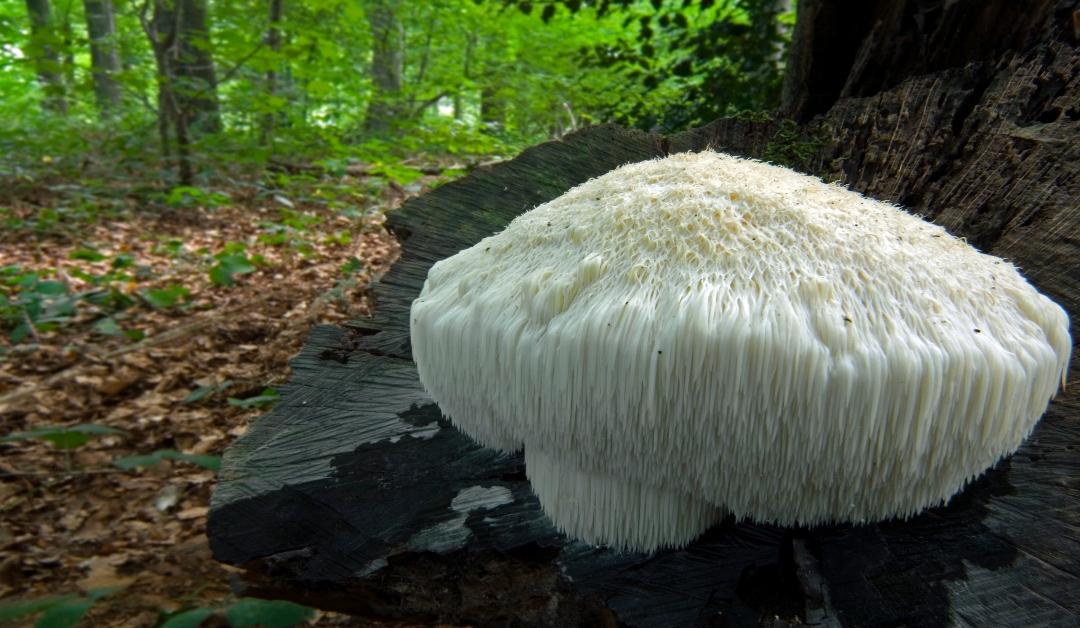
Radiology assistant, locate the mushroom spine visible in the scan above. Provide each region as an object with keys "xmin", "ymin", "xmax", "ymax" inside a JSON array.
[{"xmin": 409, "ymin": 151, "xmax": 1072, "ymax": 552}]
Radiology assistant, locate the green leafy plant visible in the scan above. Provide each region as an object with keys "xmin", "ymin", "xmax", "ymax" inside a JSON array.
[
  {"xmin": 0, "ymin": 587, "xmax": 123, "ymax": 628},
  {"xmin": 1, "ymin": 267, "xmax": 78, "ymax": 342},
  {"xmin": 209, "ymin": 243, "xmax": 256, "ymax": 287},
  {"xmin": 227, "ymin": 388, "xmax": 280, "ymax": 409},
  {"xmin": 183, "ymin": 380, "xmax": 233, "ymax": 404},
  {"xmin": 113, "ymin": 449, "xmax": 221, "ymax": 472},
  {"xmin": 160, "ymin": 598, "xmax": 313, "ymax": 628},
  {"xmin": 141, "ymin": 284, "xmax": 191, "ymax": 309},
  {"xmin": 165, "ymin": 186, "xmax": 231, "ymax": 209},
  {"xmin": 69, "ymin": 247, "xmax": 108, "ymax": 262},
  {"xmin": 1, "ymin": 424, "xmax": 125, "ymax": 449},
  {"xmin": 339, "ymin": 256, "xmax": 364, "ymax": 276}
]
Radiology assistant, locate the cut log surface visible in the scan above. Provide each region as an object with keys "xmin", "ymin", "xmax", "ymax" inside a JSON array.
[{"xmin": 209, "ymin": 10, "xmax": 1080, "ymax": 627}]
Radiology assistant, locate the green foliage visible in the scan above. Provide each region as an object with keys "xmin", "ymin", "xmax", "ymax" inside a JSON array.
[
  {"xmin": 227, "ymin": 388, "xmax": 280, "ymax": 409},
  {"xmin": 209, "ymin": 243, "xmax": 257, "ymax": 287},
  {"xmin": 224, "ymin": 599, "xmax": 313, "ymax": 627},
  {"xmin": 0, "ymin": 593, "xmax": 308, "ymax": 628},
  {"xmin": 158, "ymin": 607, "xmax": 216, "ymax": 628},
  {"xmin": 184, "ymin": 380, "xmax": 234, "ymax": 404},
  {"xmin": 0, "ymin": 587, "xmax": 122, "ymax": 628},
  {"xmin": 340, "ymin": 256, "xmax": 364, "ymax": 276},
  {"xmin": 166, "ymin": 186, "xmax": 231, "ymax": 209},
  {"xmin": 2, "ymin": 266, "xmax": 78, "ymax": 341},
  {"xmin": 0, "ymin": 253, "xmax": 169, "ymax": 343},
  {"xmin": 141, "ymin": 284, "xmax": 191, "ymax": 309},
  {"xmin": 1, "ymin": 424, "xmax": 125, "ymax": 449},
  {"xmin": 0, "ymin": 0, "xmax": 792, "ymax": 190},
  {"xmin": 762, "ymin": 117, "xmax": 828, "ymax": 170},
  {"xmin": 113, "ymin": 449, "xmax": 221, "ymax": 472},
  {"xmin": 160, "ymin": 599, "xmax": 313, "ymax": 628}
]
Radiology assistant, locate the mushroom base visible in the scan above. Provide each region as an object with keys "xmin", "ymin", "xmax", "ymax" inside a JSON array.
[{"xmin": 525, "ymin": 448, "xmax": 725, "ymax": 552}]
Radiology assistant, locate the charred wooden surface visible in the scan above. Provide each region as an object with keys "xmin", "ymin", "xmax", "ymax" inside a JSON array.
[{"xmin": 210, "ymin": 5, "xmax": 1080, "ymax": 626}]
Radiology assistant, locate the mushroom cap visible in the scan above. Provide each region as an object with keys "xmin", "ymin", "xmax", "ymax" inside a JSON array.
[{"xmin": 409, "ymin": 151, "xmax": 1072, "ymax": 551}]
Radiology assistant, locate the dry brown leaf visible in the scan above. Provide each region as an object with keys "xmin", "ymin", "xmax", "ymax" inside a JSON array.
[{"xmin": 176, "ymin": 507, "xmax": 208, "ymax": 521}]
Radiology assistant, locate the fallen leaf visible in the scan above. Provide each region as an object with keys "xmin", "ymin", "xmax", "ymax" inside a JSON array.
[{"xmin": 176, "ymin": 507, "xmax": 208, "ymax": 521}]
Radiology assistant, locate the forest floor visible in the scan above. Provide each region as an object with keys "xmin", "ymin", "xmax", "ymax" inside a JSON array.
[{"xmin": 0, "ymin": 167, "xmax": 454, "ymax": 626}]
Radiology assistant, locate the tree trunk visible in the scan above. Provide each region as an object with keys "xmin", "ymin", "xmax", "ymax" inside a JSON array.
[
  {"xmin": 83, "ymin": 0, "xmax": 123, "ymax": 116},
  {"xmin": 144, "ymin": 0, "xmax": 193, "ymax": 184},
  {"xmin": 780, "ymin": 0, "xmax": 1058, "ymax": 121},
  {"xmin": 173, "ymin": 0, "xmax": 221, "ymax": 135},
  {"xmin": 363, "ymin": 0, "xmax": 404, "ymax": 136},
  {"xmin": 480, "ymin": 86, "xmax": 505, "ymax": 131},
  {"xmin": 453, "ymin": 32, "xmax": 475, "ymax": 121},
  {"xmin": 260, "ymin": 0, "xmax": 284, "ymax": 146},
  {"xmin": 24, "ymin": 0, "xmax": 67, "ymax": 115}
]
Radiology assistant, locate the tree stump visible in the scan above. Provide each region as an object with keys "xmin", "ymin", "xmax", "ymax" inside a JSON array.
[{"xmin": 209, "ymin": 4, "xmax": 1079, "ymax": 626}]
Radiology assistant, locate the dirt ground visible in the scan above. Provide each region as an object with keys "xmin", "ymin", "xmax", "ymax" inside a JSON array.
[{"xmin": 0, "ymin": 175, "xmax": 418, "ymax": 626}]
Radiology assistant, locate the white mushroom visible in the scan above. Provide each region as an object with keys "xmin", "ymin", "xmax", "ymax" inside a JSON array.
[{"xmin": 409, "ymin": 151, "xmax": 1072, "ymax": 552}]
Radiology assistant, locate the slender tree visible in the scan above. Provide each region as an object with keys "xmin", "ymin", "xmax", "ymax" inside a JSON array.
[
  {"xmin": 174, "ymin": 0, "xmax": 221, "ymax": 134},
  {"xmin": 260, "ymin": 0, "xmax": 284, "ymax": 145},
  {"xmin": 24, "ymin": 0, "xmax": 67, "ymax": 114},
  {"xmin": 363, "ymin": 0, "xmax": 404, "ymax": 135},
  {"xmin": 83, "ymin": 0, "xmax": 123, "ymax": 116}
]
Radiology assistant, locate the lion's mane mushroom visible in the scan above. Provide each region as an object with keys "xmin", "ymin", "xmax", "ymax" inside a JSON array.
[{"xmin": 409, "ymin": 151, "xmax": 1072, "ymax": 552}]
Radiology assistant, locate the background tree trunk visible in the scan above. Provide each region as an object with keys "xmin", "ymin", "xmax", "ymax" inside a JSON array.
[
  {"xmin": 174, "ymin": 0, "xmax": 221, "ymax": 135},
  {"xmin": 260, "ymin": 0, "xmax": 284, "ymax": 145},
  {"xmin": 480, "ymin": 85, "xmax": 505, "ymax": 131},
  {"xmin": 144, "ymin": 0, "xmax": 193, "ymax": 185},
  {"xmin": 363, "ymin": 0, "xmax": 404, "ymax": 136},
  {"xmin": 781, "ymin": 0, "xmax": 1059, "ymax": 121},
  {"xmin": 83, "ymin": 0, "xmax": 123, "ymax": 116},
  {"xmin": 452, "ymin": 32, "xmax": 475, "ymax": 121},
  {"xmin": 24, "ymin": 0, "xmax": 67, "ymax": 115}
]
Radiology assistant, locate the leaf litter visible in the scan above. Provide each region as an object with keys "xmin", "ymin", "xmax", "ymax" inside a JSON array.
[{"xmin": 0, "ymin": 172, "xmax": 452, "ymax": 626}]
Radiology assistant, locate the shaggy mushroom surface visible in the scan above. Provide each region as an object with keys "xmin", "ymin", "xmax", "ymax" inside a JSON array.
[{"xmin": 409, "ymin": 151, "xmax": 1072, "ymax": 552}]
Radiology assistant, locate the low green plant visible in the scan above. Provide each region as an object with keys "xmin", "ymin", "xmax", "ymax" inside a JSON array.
[
  {"xmin": 1, "ymin": 424, "xmax": 125, "ymax": 449},
  {"xmin": 183, "ymin": 380, "xmax": 234, "ymax": 404},
  {"xmin": 0, "ymin": 586, "xmax": 123, "ymax": 628},
  {"xmin": 113, "ymin": 449, "xmax": 221, "ymax": 472},
  {"xmin": 209, "ymin": 243, "xmax": 256, "ymax": 287},
  {"xmin": 141, "ymin": 284, "xmax": 191, "ymax": 309},
  {"xmin": 339, "ymin": 257, "xmax": 364, "ymax": 276},
  {"xmin": 160, "ymin": 598, "xmax": 313, "ymax": 628},
  {"xmin": 165, "ymin": 186, "xmax": 231, "ymax": 209},
  {"xmin": 227, "ymin": 388, "xmax": 280, "ymax": 409}
]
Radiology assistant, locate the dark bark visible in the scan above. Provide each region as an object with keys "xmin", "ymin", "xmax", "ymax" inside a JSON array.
[
  {"xmin": 143, "ymin": 0, "xmax": 194, "ymax": 184},
  {"xmin": 24, "ymin": 0, "xmax": 67, "ymax": 115},
  {"xmin": 781, "ymin": 0, "xmax": 1060, "ymax": 121},
  {"xmin": 260, "ymin": 0, "xmax": 284, "ymax": 146},
  {"xmin": 83, "ymin": 0, "xmax": 123, "ymax": 116},
  {"xmin": 173, "ymin": 0, "xmax": 221, "ymax": 135},
  {"xmin": 210, "ymin": 1, "xmax": 1080, "ymax": 625},
  {"xmin": 363, "ymin": 0, "xmax": 404, "ymax": 136},
  {"xmin": 480, "ymin": 86, "xmax": 505, "ymax": 130}
]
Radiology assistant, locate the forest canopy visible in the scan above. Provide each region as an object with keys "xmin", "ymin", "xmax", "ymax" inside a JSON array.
[{"xmin": 0, "ymin": 0, "xmax": 793, "ymax": 184}]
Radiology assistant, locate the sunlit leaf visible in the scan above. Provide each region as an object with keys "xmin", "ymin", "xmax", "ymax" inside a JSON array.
[
  {"xmin": 159, "ymin": 607, "xmax": 216, "ymax": 628},
  {"xmin": 1, "ymin": 424, "xmax": 125, "ymax": 450},
  {"xmin": 113, "ymin": 449, "xmax": 221, "ymax": 472},
  {"xmin": 225, "ymin": 599, "xmax": 314, "ymax": 628},
  {"xmin": 227, "ymin": 388, "xmax": 280, "ymax": 409}
]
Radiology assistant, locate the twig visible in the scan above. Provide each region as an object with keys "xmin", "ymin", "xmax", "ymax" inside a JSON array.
[{"xmin": 20, "ymin": 308, "xmax": 41, "ymax": 343}]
